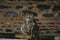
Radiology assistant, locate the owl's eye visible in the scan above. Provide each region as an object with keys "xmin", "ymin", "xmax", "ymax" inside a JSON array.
[
  {"xmin": 3, "ymin": 12, "xmax": 18, "ymax": 18},
  {"xmin": 42, "ymin": 14, "xmax": 54, "ymax": 18}
]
